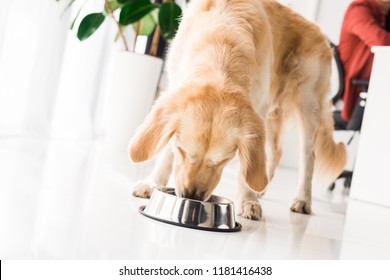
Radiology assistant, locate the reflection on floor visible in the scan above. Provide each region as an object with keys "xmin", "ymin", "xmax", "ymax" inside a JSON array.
[{"xmin": 0, "ymin": 136, "xmax": 389, "ymax": 259}]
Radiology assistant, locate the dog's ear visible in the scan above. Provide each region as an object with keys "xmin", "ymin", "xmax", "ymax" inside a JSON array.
[
  {"xmin": 238, "ymin": 114, "xmax": 268, "ymax": 193},
  {"xmin": 129, "ymin": 98, "xmax": 176, "ymax": 162}
]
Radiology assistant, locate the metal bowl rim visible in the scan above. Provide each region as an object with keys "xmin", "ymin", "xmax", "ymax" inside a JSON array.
[
  {"xmin": 139, "ymin": 205, "xmax": 242, "ymax": 232},
  {"xmin": 156, "ymin": 188, "xmax": 234, "ymax": 205}
]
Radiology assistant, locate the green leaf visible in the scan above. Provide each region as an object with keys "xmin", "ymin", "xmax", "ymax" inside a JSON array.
[
  {"xmin": 117, "ymin": 0, "xmax": 137, "ymax": 4},
  {"xmin": 158, "ymin": 2, "xmax": 182, "ymax": 40},
  {"xmin": 104, "ymin": 0, "xmax": 123, "ymax": 13},
  {"xmin": 136, "ymin": 13, "xmax": 156, "ymax": 36},
  {"xmin": 119, "ymin": 0, "xmax": 157, "ymax": 26},
  {"xmin": 77, "ymin": 13, "xmax": 106, "ymax": 41}
]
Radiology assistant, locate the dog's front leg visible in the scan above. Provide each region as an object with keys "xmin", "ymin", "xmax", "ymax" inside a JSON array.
[
  {"xmin": 132, "ymin": 146, "xmax": 174, "ymax": 198},
  {"xmin": 236, "ymin": 175, "xmax": 262, "ymax": 220}
]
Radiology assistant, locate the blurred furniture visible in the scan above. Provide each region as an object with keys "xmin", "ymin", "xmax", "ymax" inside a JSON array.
[
  {"xmin": 329, "ymin": 42, "xmax": 369, "ymax": 190},
  {"xmin": 350, "ymin": 47, "xmax": 390, "ymax": 207}
]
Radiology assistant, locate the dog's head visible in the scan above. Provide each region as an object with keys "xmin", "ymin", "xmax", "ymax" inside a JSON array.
[{"xmin": 129, "ymin": 85, "xmax": 268, "ymax": 201}]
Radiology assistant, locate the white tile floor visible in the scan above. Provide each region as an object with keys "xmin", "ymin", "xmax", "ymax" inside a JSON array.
[{"xmin": 1, "ymin": 136, "xmax": 390, "ymax": 259}]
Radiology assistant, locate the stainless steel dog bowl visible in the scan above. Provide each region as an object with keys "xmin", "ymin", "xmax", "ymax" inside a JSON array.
[{"xmin": 139, "ymin": 188, "xmax": 241, "ymax": 232}]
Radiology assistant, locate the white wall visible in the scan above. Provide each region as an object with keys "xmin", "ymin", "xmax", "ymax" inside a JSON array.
[
  {"xmin": 316, "ymin": 0, "xmax": 353, "ymax": 44},
  {"xmin": 279, "ymin": 0, "xmax": 352, "ymax": 43},
  {"xmin": 278, "ymin": 0, "xmax": 321, "ymax": 22}
]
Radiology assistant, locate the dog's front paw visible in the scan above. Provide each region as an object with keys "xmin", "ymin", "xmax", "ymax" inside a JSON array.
[
  {"xmin": 132, "ymin": 180, "xmax": 156, "ymax": 198},
  {"xmin": 238, "ymin": 200, "xmax": 262, "ymax": 220},
  {"xmin": 290, "ymin": 199, "xmax": 311, "ymax": 214}
]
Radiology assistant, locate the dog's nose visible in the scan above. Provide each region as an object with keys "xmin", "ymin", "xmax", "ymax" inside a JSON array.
[{"xmin": 182, "ymin": 189, "xmax": 206, "ymax": 201}]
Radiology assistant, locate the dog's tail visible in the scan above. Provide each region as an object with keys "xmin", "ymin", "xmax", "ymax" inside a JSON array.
[{"xmin": 313, "ymin": 108, "xmax": 347, "ymax": 186}]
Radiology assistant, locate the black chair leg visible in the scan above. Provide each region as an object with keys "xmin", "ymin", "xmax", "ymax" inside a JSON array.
[
  {"xmin": 347, "ymin": 100, "xmax": 365, "ymax": 131},
  {"xmin": 328, "ymin": 170, "xmax": 353, "ymax": 191},
  {"xmin": 339, "ymin": 171, "xmax": 353, "ymax": 189},
  {"xmin": 328, "ymin": 182, "xmax": 336, "ymax": 191},
  {"xmin": 344, "ymin": 175, "xmax": 352, "ymax": 188}
]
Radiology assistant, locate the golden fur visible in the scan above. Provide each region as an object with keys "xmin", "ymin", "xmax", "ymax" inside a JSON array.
[{"xmin": 129, "ymin": 0, "xmax": 347, "ymax": 219}]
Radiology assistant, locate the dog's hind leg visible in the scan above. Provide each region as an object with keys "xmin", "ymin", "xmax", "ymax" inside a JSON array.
[
  {"xmin": 132, "ymin": 146, "xmax": 174, "ymax": 198},
  {"xmin": 290, "ymin": 91, "xmax": 320, "ymax": 215}
]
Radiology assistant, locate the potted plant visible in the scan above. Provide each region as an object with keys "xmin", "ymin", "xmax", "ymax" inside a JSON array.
[{"xmin": 58, "ymin": 0, "xmax": 182, "ymax": 151}]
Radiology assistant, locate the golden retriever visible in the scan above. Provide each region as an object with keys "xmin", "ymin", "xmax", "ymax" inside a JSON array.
[{"xmin": 129, "ymin": 0, "xmax": 347, "ymax": 220}]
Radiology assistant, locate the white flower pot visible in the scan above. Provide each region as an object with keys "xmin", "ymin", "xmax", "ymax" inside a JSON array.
[{"xmin": 103, "ymin": 51, "xmax": 163, "ymax": 153}]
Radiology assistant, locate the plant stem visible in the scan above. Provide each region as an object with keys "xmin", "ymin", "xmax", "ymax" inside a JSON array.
[
  {"xmin": 149, "ymin": 0, "xmax": 169, "ymax": 56},
  {"xmin": 133, "ymin": 21, "xmax": 141, "ymax": 52},
  {"xmin": 104, "ymin": 0, "xmax": 129, "ymax": 51},
  {"xmin": 148, "ymin": 25, "xmax": 160, "ymax": 57}
]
